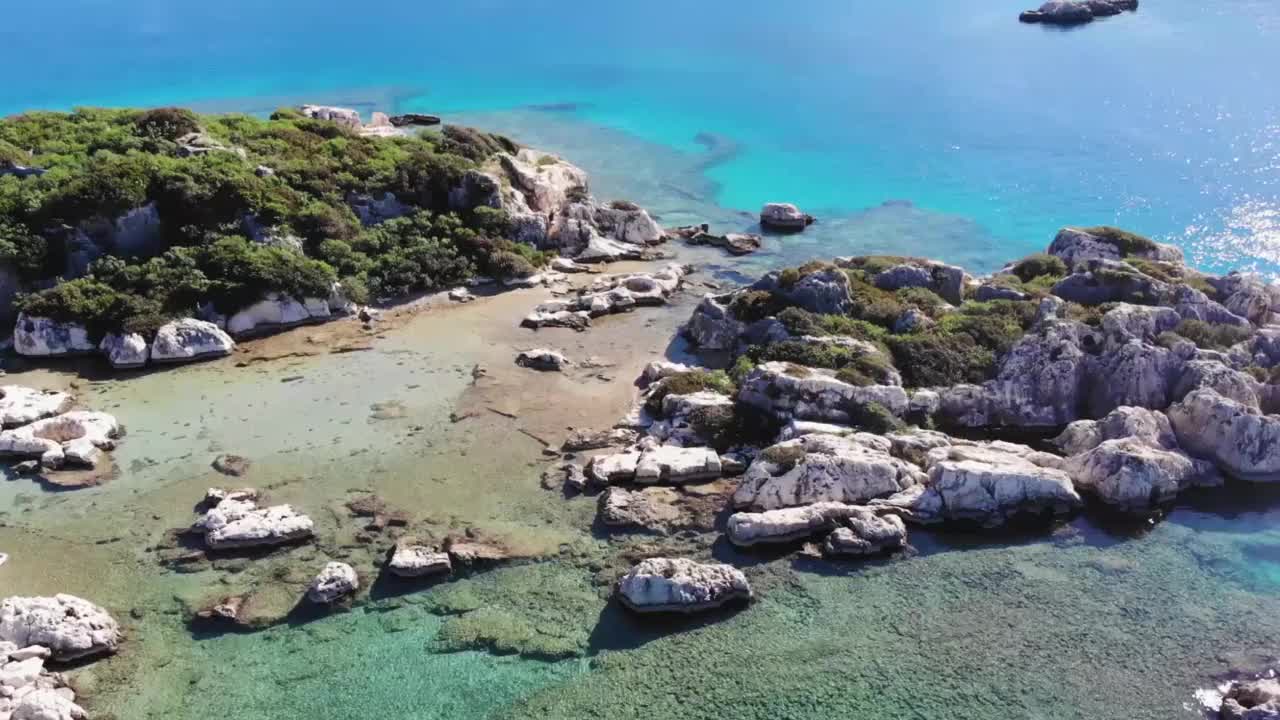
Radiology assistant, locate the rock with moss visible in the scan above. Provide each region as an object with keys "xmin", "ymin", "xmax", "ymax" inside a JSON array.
[
  {"xmin": 617, "ymin": 558, "xmax": 751, "ymax": 614},
  {"xmin": 732, "ymin": 433, "xmax": 924, "ymax": 511},
  {"xmin": 753, "ymin": 267, "xmax": 853, "ymax": 315},
  {"xmin": 1052, "ymin": 258, "xmax": 1173, "ymax": 306},
  {"xmin": 739, "ymin": 361, "xmax": 909, "ymax": 426},
  {"xmin": 1046, "ymin": 226, "xmax": 1179, "ymax": 269}
]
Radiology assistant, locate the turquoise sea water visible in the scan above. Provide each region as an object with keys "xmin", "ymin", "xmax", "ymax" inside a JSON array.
[{"xmin": 4, "ymin": 0, "xmax": 1280, "ymax": 273}]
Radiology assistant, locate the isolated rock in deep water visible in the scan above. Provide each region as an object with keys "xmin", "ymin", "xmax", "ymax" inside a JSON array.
[{"xmin": 759, "ymin": 202, "xmax": 814, "ymax": 232}]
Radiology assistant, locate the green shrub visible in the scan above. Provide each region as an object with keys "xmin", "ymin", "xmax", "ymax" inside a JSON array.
[
  {"xmin": 887, "ymin": 332, "xmax": 995, "ymax": 387},
  {"xmin": 728, "ymin": 355, "xmax": 756, "ymax": 384},
  {"xmin": 849, "ymin": 402, "xmax": 902, "ymax": 434},
  {"xmin": 730, "ymin": 290, "xmax": 787, "ymax": 323},
  {"xmin": 644, "ymin": 370, "xmax": 736, "ymax": 416},
  {"xmin": 1080, "ymin": 226, "xmax": 1159, "ymax": 257},
  {"xmin": 896, "ymin": 287, "xmax": 948, "ymax": 316},
  {"xmin": 1168, "ymin": 319, "xmax": 1252, "ymax": 351},
  {"xmin": 840, "ymin": 255, "xmax": 917, "ymax": 276},
  {"xmin": 748, "ymin": 340, "xmax": 897, "ymax": 386},
  {"xmin": 134, "ymin": 107, "xmax": 201, "ymax": 141},
  {"xmin": 1010, "ymin": 253, "xmax": 1067, "ymax": 283},
  {"xmin": 937, "ymin": 300, "xmax": 1036, "ymax": 356}
]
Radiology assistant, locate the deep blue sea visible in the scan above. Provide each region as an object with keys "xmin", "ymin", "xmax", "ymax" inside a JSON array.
[{"xmin": 2, "ymin": 0, "xmax": 1279, "ymax": 275}]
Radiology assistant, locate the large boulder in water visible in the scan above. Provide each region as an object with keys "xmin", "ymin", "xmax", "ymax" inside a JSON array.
[
  {"xmin": 1168, "ymin": 388, "xmax": 1280, "ymax": 482},
  {"xmin": 1019, "ymin": 1, "xmax": 1096, "ymax": 24},
  {"xmin": 759, "ymin": 202, "xmax": 814, "ymax": 232},
  {"xmin": 617, "ymin": 558, "xmax": 751, "ymax": 614},
  {"xmin": 0, "ymin": 594, "xmax": 121, "ymax": 661}
]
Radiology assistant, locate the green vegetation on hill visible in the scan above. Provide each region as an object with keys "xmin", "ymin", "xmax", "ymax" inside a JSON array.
[{"xmin": 0, "ymin": 106, "xmax": 533, "ymax": 338}]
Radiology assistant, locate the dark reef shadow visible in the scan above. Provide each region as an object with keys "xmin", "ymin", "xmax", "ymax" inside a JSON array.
[
  {"xmin": 585, "ymin": 595, "xmax": 750, "ymax": 654},
  {"xmin": 367, "ymin": 567, "xmax": 454, "ymax": 601}
]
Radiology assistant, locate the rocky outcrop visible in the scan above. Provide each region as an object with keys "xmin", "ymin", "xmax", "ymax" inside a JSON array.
[
  {"xmin": 754, "ymin": 267, "xmax": 853, "ymax": 315},
  {"xmin": 0, "ymin": 594, "xmax": 121, "ymax": 661},
  {"xmin": 739, "ymin": 362, "xmax": 909, "ymax": 425},
  {"xmin": 1053, "ymin": 406, "xmax": 1177, "ymax": 456},
  {"xmin": 386, "ymin": 540, "xmax": 452, "ymax": 578},
  {"xmin": 0, "ymin": 641, "xmax": 89, "ymax": 720},
  {"xmin": 515, "ymin": 349, "xmax": 570, "ymax": 371},
  {"xmin": 1219, "ymin": 677, "xmax": 1280, "ymax": 720},
  {"xmin": 732, "ymin": 433, "xmax": 924, "ymax": 511},
  {"xmin": 306, "ymin": 562, "xmax": 359, "ymax": 604},
  {"xmin": 523, "ymin": 264, "xmax": 687, "ymax": 329},
  {"xmin": 874, "ymin": 440, "xmax": 1082, "ymax": 527},
  {"xmin": 1068, "ymin": 437, "xmax": 1221, "ymax": 511},
  {"xmin": 759, "ymin": 203, "xmax": 814, "ymax": 232},
  {"xmin": 1052, "ymin": 259, "xmax": 1171, "ymax": 306},
  {"xmin": 299, "ymin": 105, "xmax": 362, "ymax": 128},
  {"xmin": 684, "ymin": 293, "xmax": 746, "ymax": 351},
  {"xmin": 588, "ymin": 443, "xmax": 722, "ymax": 485},
  {"xmin": 0, "ymin": 387, "xmax": 73, "ymax": 429},
  {"xmin": 821, "ymin": 511, "xmax": 909, "ymax": 557},
  {"xmin": 0, "ymin": 411, "xmax": 120, "ymax": 469},
  {"xmin": 1045, "ymin": 226, "xmax": 1171, "ymax": 267},
  {"xmin": 151, "ymin": 318, "xmax": 235, "ymax": 363},
  {"xmin": 226, "ymin": 294, "xmax": 344, "ymax": 336},
  {"xmin": 99, "ymin": 332, "xmax": 150, "ymax": 369},
  {"xmin": 13, "ymin": 314, "xmax": 95, "ymax": 357},
  {"xmin": 617, "ymin": 558, "xmax": 751, "ymax": 614},
  {"xmin": 1168, "ymin": 389, "xmax": 1280, "ymax": 482},
  {"xmin": 194, "ymin": 489, "xmax": 315, "ymax": 550},
  {"xmin": 726, "ymin": 502, "xmax": 903, "ymax": 550},
  {"xmin": 859, "ymin": 258, "xmax": 966, "ymax": 306},
  {"xmin": 668, "ymin": 224, "xmax": 762, "ymax": 255}
]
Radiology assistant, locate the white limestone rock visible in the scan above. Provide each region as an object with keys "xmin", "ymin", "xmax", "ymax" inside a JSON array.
[
  {"xmin": 1067, "ymin": 438, "xmax": 1222, "ymax": 511},
  {"xmin": 98, "ymin": 332, "xmax": 149, "ymax": 369},
  {"xmin": 728, "ymin": 502, "xmax": 869, "ymax": 546},
  {"xmin": 634, "ymin": 445, "xmax": 722, "ymax": 484},
  {"xmin": 1168, "ymin": 388, "xmax": 1280, "ymax": 482},
  {"xmin": 1053, "ymin": 406, "xmax": 1178, "ymax": 456},
  {"xmin": 196, "ymin": 492, "xmax": 314, "ymax": 550},
  {"xmin": 299, "ymin": 104, "xmax": 362, "ymax": 128},
  {"xmin": 13, "ymin": 314, "xmax": 95, "ymax": 358},
  {"xmin": 0, "ymin": 411, "xmax": 120, "ymax": 469},
  {"xmin": 0, "ymin": 387, "xmax": 73, "ymax": 429},
  {"xmin": 641, "ymin": 361, "xmax": 693, "ymax": 384},
  {"xmin": 306, "ymin": 562, "xmax": 359, "ymax": 604},
  {"xmin": 226, "ymin": 294, "xmax": 329, "ymax": 335},
  {"xmin": 738, "ymin": 361, "xmax": 909, "ymax": 425},
  {"xmin": 821, "ymin": 511, "xmax": 909, "ymax": 557},
  {"xmin": 732, "ymin": 433, "xmax": 924, "ymax": 511},
  {"xmin": 617, "ymin": 558, "xmax": 751, "ymax": 614},
  {"xmin": 150, "ymin": 318, "xmax": 234, "ymax": 362},
  {"xmin": 386, "ymin": 541, "xmax": 451, "ymax": 578},
  {"xmin": 759, "ymin": 203, "xmax": 813, "ymax": 231},
  {"xmin": 0, "ymin": 595, "xmax": 121, "ymax": 661},
  {"xmin": 10, "ymin": 689, "xmax": 87, "ymax": 720}
]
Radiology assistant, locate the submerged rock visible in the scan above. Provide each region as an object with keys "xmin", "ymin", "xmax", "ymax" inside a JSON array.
[
  {"xmin": 0, "ymin": 594, "xmax": 121, "ymax": 661},
  {"xmin": 0, "ymin": 386, "xmax": 73, "ymax": 429},
  {"xmin": 598, "ymin": 486, "xmax": 685, "ymax": 534},
  {"xmin": 617, "ymin": 558, "xmax": 751, "ymax": 614},
  {"xmin": 211, "ymin": 454, "xmax": 251, "ymax": 477},
  {"xmin": 306, "ymin": 562, "xmax": 359, "ymax": 604}
]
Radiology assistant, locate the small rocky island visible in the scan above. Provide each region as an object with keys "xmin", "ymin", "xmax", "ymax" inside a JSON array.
[{"xmin": 1020, "ymin": 0, "xmax": 1139, "ymax": 25}]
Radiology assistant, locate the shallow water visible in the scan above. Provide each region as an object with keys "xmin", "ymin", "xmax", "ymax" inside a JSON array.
[{"xmin": 3, "ymin": 1, "xmax": 1280, "ymax": 718}]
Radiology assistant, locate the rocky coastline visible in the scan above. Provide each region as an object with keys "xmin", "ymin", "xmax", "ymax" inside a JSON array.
[{"xmin": 2, "ymin": 106, "xmax": 1276, "ymax": 719}]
